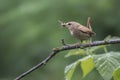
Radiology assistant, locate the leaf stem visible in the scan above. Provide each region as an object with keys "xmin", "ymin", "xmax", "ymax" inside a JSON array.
[{"xmin": 104, "ymin": 47, "xmax": 108, "ymax": 53}]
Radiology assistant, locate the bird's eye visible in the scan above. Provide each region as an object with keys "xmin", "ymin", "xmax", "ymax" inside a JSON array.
[{"xmin": 67, "ymin": 23, "xmax": 71, "ymax": 25}]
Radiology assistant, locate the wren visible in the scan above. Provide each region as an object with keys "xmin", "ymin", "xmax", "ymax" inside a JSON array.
[{"xmin": 59, "ymin": 17, "xmax": 95, "ymax": 43}]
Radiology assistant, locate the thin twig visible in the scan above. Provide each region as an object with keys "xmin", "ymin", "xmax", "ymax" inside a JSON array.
[
  {"xmin": 61, "ymin": 39, "xmax": 68, "ymax": 46},
  {"xmin": 15, "ymin": 39, "xmax": 120, "ymax": 80}
]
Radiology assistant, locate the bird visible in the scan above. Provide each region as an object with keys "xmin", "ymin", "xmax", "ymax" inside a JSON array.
[{"xmin": 59, "ymin": 17, "xmax": 95, "ymax": 43}]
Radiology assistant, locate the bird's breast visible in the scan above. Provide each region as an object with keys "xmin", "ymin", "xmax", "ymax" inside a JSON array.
[
  {"xmin": 69, "ymin": 29, "xmax": 90, "ymax": 40},
  {"xmin": 70, "ymin": 30, "xmax": 74, "ymax": 35}
]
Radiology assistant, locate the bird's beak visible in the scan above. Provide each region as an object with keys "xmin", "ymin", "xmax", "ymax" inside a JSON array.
[{"xmin": 58, "ymin": 20, "xmax": 66, "ymax": 27}]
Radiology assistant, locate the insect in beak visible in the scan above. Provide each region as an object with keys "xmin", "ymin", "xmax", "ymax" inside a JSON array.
[{"xmin": 58, "ymin": 20, "xmax": 66, "ymax": 27}]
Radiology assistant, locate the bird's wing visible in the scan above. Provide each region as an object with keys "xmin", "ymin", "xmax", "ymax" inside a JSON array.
[{"xmin": 77, "ymin": 24, "xmax": 95, "ymax": 36}]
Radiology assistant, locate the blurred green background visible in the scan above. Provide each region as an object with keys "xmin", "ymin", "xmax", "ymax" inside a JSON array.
[{"xmin": 0, "ymin": 0, "xmax": 120, "ymax": 80}]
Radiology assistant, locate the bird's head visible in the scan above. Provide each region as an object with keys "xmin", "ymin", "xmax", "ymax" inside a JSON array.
[{"xmin": 59, "ymin": 20, "xmax": 80, "ymax": 28}]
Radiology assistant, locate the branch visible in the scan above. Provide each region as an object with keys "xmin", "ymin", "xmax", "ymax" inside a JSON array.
[{"xmin": 15, "ymin": 39, "xmax": 120, "ymax": 80}]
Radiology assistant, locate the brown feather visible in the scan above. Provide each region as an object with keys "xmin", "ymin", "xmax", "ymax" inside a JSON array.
[{"xmin": 77, "ymin": 24, "xmax": 93, "ymax": 34}]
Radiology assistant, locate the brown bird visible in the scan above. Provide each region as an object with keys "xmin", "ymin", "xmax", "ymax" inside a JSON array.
[{"xmin": 59, "ymin": 17, "xmax": 95, "ymax": 43}]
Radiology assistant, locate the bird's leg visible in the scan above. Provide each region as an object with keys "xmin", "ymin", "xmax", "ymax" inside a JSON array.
[
  {"xmin": 81, "ymin": 40, "xmax": 83, "ymax": 43},
  {"xmin": 89, "ymin": 38, "xmax": 92, "ymax": 44},
  {"xmin": 86, "ymin": 38, "xmax": 92, "ymax": 47},
  {"xmin": 86, "ymin": 38, "xmax": 93, "ymax": 55},
  {"xmin": 81, "ymin": 38, "xmax": 94, "ymax": 55}
]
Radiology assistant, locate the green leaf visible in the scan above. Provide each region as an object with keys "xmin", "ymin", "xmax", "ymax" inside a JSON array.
[
  {"xmin": 89, "ymin": 45, "xmax": 108, "ymax": 53},
  {"xmin": 65, "ymin": 55, "xmax": 95, "ymax": 80},
  {"xmin": 82, "ymin": 69, "xmax": 104, "ymax": 80},
  {"xmin": 81, "ymin": 55, "xmax": 95, "ymax": 77},
  {"xmin": 104, "ymin": 35, "xmax": 120, "ymax": 41},
  {"xmin": 104, "ymin": 35, "xmax": 112, "ymax": 41},
  {"xmin": 65, "ymin": 49, "xmax": 85, "ymax": 57},
  {"xmin": 65, "ymin": 45, "xmax": 108, "ymax": 58},
  {"xmin": 113, "ymin": 66, "xmax": 120, "ymax": 80},
  {"xmin": 65, "ymin": 60, "xmax": 81, "ymax": 80},
  {"xmin": 93, "ymin": 52, "xmax": 120, "ymax": 80}
]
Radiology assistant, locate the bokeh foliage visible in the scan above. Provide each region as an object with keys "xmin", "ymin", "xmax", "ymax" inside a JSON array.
[{"xmin": 0, "ymin": 0, "xmax": 120, "ymax": 80}]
